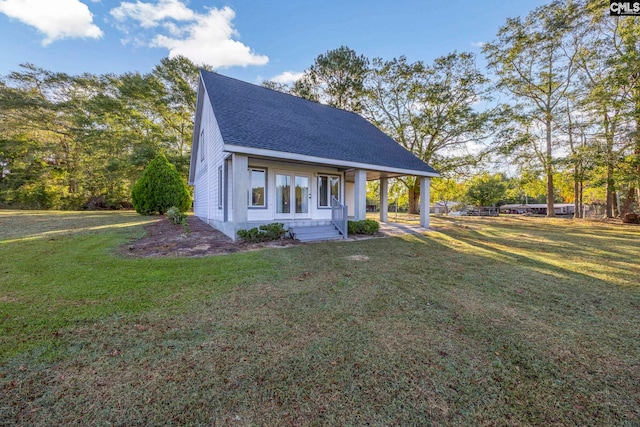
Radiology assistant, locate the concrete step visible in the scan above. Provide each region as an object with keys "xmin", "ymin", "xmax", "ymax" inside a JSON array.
[
  {"xmin": 290, "ymin": 225, "xmax": 337, "ymax": 235},
  {"xmin": 298, "ymin": 234, "xmax": 344, "ymax": 243},
  {"xmin": 289, "ymin": 225, "xmax": 344, "ymax": 242}
]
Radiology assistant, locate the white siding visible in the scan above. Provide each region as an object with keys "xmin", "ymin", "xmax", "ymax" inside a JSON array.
[{"xmin": 193, "ymin": 90, "xmax": 226, "ymax": 224}]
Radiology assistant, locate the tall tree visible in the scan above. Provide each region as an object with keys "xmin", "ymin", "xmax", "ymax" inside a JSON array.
[
  {"xmin": 484, "ymin": 1, "xmax": 579, "ymax": 217},
  {"xmin": 363, "ymin": 53, "xmax": 495, "ymax": 213},
  {"xmin": 0, "ymin": 57, "xmax": 204, "ymax": 209},
  {"xmin": 263, "ymin": 46, "xmax": 368, "ymax": 112}
]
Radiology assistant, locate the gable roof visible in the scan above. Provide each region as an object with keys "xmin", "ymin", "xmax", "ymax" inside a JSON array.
[{"xmin": 196, "ymin": 70, "xmax": 438, "ymax": 176}]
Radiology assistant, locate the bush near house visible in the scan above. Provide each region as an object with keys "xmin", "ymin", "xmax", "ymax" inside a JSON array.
[
  {"xmin": 348, "ymin": 219, "xmax": 379, "ymax": 234},
  {"xmin": 166, "ymin": 206, "xmax": 189, "ymax": 234},
  {"xmin": 237, "ymin": 223, "xmax": 287, "ymax": 243},
  {"xmin": 131, "ymin": 154, "xmax": 191, "ymax": 215}
]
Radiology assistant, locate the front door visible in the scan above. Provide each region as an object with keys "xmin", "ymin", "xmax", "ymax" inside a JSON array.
[{"xmin": 275, "ymin": 172, "xmax": 310, "ymax": 219}]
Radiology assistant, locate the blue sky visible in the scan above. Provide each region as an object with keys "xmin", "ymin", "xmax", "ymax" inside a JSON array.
[{"xmin": 0, "ymin": 0, "xmax": 550, "ymax": 84}]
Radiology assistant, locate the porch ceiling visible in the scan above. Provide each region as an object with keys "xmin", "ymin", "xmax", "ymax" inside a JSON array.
[
  {"xmin": 344, "ymin": 169, "xmax": 409, "ymax": 182},
  {"xmin": 249, "ymin": 156, "xmax": 405, "ymax": 182},
  {"xmin": 245, "ymin": 155, "xmax": 425, "ymax": 182}
]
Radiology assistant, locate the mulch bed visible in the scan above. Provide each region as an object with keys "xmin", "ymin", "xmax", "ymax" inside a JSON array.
[{"xmin": 119, "ymin": 216, "xmax": 299, "ymax": 258}]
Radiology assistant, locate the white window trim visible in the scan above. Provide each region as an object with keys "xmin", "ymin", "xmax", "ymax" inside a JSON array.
[
  {"xmin": 217, "ymin": 166, "xmax": 223, "ymax": 209},
  {"xmin": 199, "ymin": 129, "xmax": 205, "ymax": 162},
  {"xmin": 318, "ymin": 174, "xmax": 341, "ymax": 208},
  {"xmin": 248, "ymin": 167, "xmax": 267, "ymax": 209}
]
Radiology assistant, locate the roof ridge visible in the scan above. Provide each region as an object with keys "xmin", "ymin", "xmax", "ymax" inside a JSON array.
[{"xmin": 199, "ymin": 69, "xmax": 366, "ymax": 118}]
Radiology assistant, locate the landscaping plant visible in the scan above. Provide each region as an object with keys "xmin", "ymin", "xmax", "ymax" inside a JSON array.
[
  {"xmin": 347, "ymin": 219, "xmax": 379, "ymax": 234},
  {"xmin": 237, "ymin": 223, "xmax": 286, "ymax": 243},
  {"xmin": 131, "ymin": 154, "xmax": 191, "ymax": 215}
]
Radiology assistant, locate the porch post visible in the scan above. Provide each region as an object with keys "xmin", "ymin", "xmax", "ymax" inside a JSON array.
[
  {"xmin": 232, "ymin": 153, "xmax": 248, "ymax": 227},
  {"xmin": 420, "ymin": 176, "xmax": 431, "ymax": 228},
  {"xmin": 380, "ymin": 177, "xmax": 388, "ymax": 223},
  {"xmin": 354, "ymin": 169, "xmax": 367, "ymax": 220}
]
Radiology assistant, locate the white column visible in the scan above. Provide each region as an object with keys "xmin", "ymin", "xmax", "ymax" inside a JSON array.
[
  {"xmin": 232, "ymin": 153, "xmax": 248, "ymax": 226},
  {"xmin": 420, "ymin": 177, "xmax": 431, "ymax": 228},
  {"xmin": 353, "ymin": 169, "xmax": 367, "ymax": 220},
  {"xmin": 380, "ymin": 177, "xmax": 388, "ymax": 223}
]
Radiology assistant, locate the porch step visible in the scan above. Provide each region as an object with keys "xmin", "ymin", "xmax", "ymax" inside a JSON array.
[{"xmin": 289, "ymin": 225, "xmax": 344, "ymax": 242}]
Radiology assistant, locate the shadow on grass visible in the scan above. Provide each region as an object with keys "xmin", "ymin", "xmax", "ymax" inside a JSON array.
[
  {"xmin": 0, "ymin": 210, "xmax": 158, "ymax": 243},
  {"xmin": 1, "ymin": 215, "xmax": 639, "ymax": 425}
]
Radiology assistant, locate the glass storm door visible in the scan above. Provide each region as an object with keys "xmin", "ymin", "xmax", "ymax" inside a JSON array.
[
  {"xmin": 275, "ymin": 174, "xmax": 291, "ymax": 218},
  {"xmin": 275, "ymin": 172, "xmax": 310, "ymax": 219},
  {"xmin": 294, "ymin": 175, "xmax": 310, "ymax": 218}
]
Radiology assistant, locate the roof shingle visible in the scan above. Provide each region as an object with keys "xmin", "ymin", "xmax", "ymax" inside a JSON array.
[{"xmin": 200, "ymin": 70, "xmax": 437, "ymax": 175}]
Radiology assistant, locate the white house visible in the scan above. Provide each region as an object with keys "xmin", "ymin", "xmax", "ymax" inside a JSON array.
[{"xmin": 188, "ymin": 71, "xmax": 439, "ymax": 241}]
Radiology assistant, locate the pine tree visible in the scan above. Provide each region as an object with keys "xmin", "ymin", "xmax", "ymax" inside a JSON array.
[{"xmin": 131, "ymin": 154, "xmax": 191, "ymax": 215}]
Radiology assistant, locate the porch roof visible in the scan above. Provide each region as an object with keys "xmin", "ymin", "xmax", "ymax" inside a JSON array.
[{"xmin": 199, "ymin": 70, "xmax": 438, "ymax": 178}]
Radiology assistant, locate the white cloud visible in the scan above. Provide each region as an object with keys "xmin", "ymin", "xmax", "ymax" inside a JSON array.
[
  {"xmin": 110, "ymin": 1, "xmax": 268, "ymax": 69},
  {"xmin": 0, "ymin": 0, "xmax": 103, "ymax": 45},
  {"xmin": 110, "ymin": 0, "xmax": 194, "ymax": 28},
  {"xmin": 270, "ymin": 71, "xmax": 304, "ymax": 84},
  {"xmin": 471, "ymin": 41, "xmax": 486, "ymax": 48}
]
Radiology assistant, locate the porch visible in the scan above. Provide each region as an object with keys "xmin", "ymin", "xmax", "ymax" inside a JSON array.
[{"xmin": 223, "ymin": 153, "xmax": 433, "ymax": 241}]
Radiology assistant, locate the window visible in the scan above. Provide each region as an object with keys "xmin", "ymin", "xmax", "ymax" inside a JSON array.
[
  {"xmin": 318, "ymin": 175, "xmax": 340, "ymax": 207},
  {"xmin": 199, "ymin": 129, "xmax": 205, "ymax": 162},
  {"xmin": 249, "ymin": 168, "xmax": 266, "ymax": 208},
  {"xmin": 218, "ymin": 166, "xmax": 223, "ymax": 209}
]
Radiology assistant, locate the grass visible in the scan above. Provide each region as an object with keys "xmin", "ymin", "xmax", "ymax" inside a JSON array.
[{"xmin": 1, "ymin": 210, "xmax": 639, "ymax": 425}]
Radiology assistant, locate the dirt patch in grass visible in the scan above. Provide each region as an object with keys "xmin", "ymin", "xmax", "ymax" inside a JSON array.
[{"xmin": 119, "ymin": 216, "xmax": 299, "ymax": 257}]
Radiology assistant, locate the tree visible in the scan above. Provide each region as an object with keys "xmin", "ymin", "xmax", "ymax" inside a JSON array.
[
  {"xmin": 363, "ymin": 53, "xmax": 495, "ymax": 213},
  {"xmin": 131, "ymin": 154, "xmax": 191, "ymax": 215},
  {"xmin": 303, "ymin": 46, "xmax": 369, "ymax": 111},
  {"xmin": 582, "ymin": 1, "xmax": 640, "ymax": 216},
  {"xmin": 262, "ymin": 46, "xmax": 368, "ymax": 111},
  {"xmin": 431, "ymin": 178, "xmax": 465, "ymax": 214},
  {"xmin": 484, "ymin": 1, "xmax": 579, "ymax": 217},
  {"xmin": 465, "ymin": 174, "xmax": 507, "ymax": 207},
  {"xmin": 0, "ymin": 56, "xmax": 203, "ymax": 210}
]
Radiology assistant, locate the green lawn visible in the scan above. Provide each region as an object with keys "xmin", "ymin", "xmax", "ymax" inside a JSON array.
[{"xmin": 1, "ymin": 210, "xmax": 639, "ymax": 425}]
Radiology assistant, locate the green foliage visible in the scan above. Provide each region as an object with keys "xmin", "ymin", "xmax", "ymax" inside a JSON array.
[
  {"xmin": 347, "ymin": 219, "xmax": 380, "ymax": 235},
  {"xmin": 166, "ymin": 206, "xmax": 186, "ymax": 224},
  {"xmin": 237, "ymin": 223, "xmax": 286, "ymax": 243},
  {"xmin": 263, "ymin": 46, "xmax": 368, "ymax": 112},
  {"xmin": 364, "ymin": 53, "xmax": 495, "ymax": 213},
  {"xmin": 131, "ymin": 154, "xmax": 191, "ymax": 215},
  {"xmin": 0, "ymin": 57, "xmax": 202, "ymax": 210},
  {"xmin": 465, "ymin": 174, "xmax": 507, "ymax": 207},
  {"xmin": 167, "ymin": 206, "xmax": 190, "ymax": 234}
]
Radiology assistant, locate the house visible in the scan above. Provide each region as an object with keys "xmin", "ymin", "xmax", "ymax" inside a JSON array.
[
  {"xmin": 499, "ymin": 204, "xmax": 532, "ymax": 214},
  {"xmin": 188, "ymin": 71, "xmax": 439, "ymax": 241},
  {"xmin": 499, "ymin": 203, "xmax": 575, "ymax": 216},
  {"xmin": 430, "ymin": 201, "xmax": 461, "ymax": 214}
]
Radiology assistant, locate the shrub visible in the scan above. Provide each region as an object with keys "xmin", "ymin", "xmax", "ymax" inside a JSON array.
[
  {"xmin": 131, "ymin": 154, "xmax": 191, "ymax": 215},
  {"xmin": 347, "ymin": 219, "xmax": 379, "ymax": 235},
  {"xmin": 166, "ymin": 206, "xmax": 186, "ymax": 224},
  {"xmin": 237, "ymin": 223, "xmax": 286, "ymax": 243},
  {"xmin": 166, "ymin": 206, "xmax": 190, "ymax": 234}
]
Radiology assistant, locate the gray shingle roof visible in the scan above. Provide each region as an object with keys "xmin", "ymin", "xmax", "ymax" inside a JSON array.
[{"xmin": 200, "ymin": 70, "xmax": 437, "ymax": 175}]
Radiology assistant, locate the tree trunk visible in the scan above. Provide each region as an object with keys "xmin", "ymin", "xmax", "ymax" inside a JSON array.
[
  {"xmin": 573, "ymin": 166, "xmax": 580, "ymax": 219},
  {"xmin": 606, "ymin": 162, "xmax": 615, "ymax": 218},
  {"xmin": 620, "ymin": 187, "xmax": 636, "ymax": 215},
  {"xmin": 579, "ymin": 180, "xmax": 584, "ymax": 219},
  {"xmin": 604, "ymin": 113, "xmax": 615, "ymax": 218},
  {"xmin": 545, "ymin": 118, "xmax": 555, "ymax": 217},
  {"xmin": 408, "ymin": 184, "xmax": 420, "ymax": 215}
]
